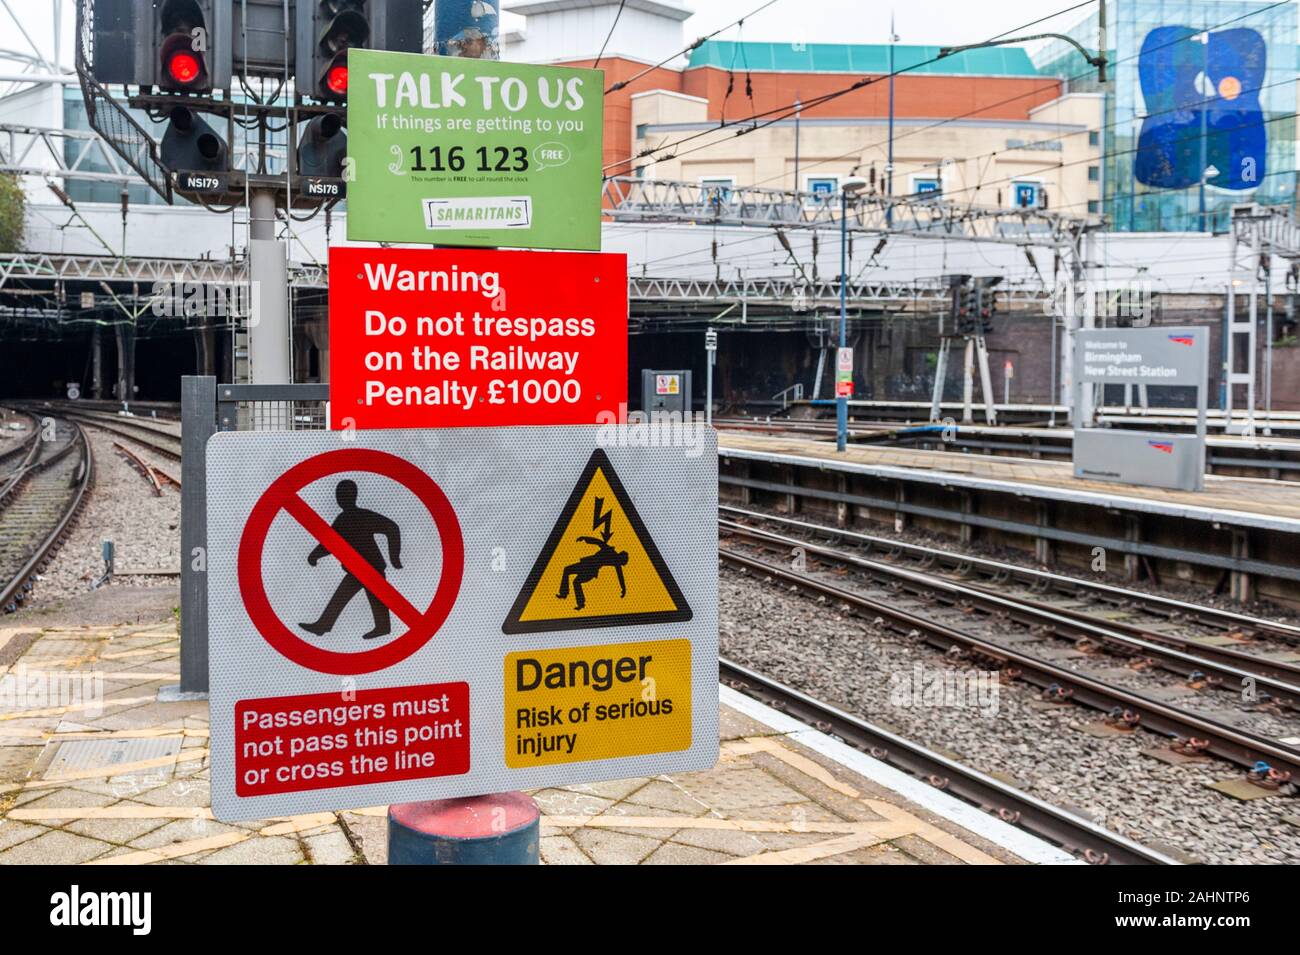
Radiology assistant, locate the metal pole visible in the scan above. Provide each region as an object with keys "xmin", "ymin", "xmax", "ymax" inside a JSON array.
[
  {"xmin": 837, "ymin": 190, "xmax": 848, "ymax": 451},
  {"xmin": 704, "ymin": 328, "xmax": 718, "ymax": 425},
  {"xmin": 1198, "ymin": 32, "xmax": 1207, "ymax": 232},
  {"xmin": 392, "ymin": 3, "xmax": 537, "ymax": 866},
  {"xmin": 1049, "ymin": 309, "xmax": 1058, "ymax": 427},
  {"xmin": 173, "ymin": 375, "xmax": 216, "ymax": 698},
  {"xmin": 793, "ymin": 98, "xmax": 800, "ymax": 191},
  {"xmin": 707, "ymin": 350, "xmax": 717, "ymax": 426},
  {"xmin": 248, "ymin": 189, "xmax": 291, "ymax": 387},
  {"xmin": 962, "ymin": 337, "xmax": 975, "ymax": 424},
  {"xmin": 1264, "ymin": 260, "xmax": 1273, "ymax": 434},
  {"xmin": 886, "ymin": 14, "xmax": 896, "ymax": 224}
]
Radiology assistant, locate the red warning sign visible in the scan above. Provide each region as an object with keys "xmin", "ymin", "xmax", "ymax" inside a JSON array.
[
  {"xmin": 329, "ymin": 247, "xmax": 628, "ymax": 429},
  {"xmin": 235, "ymin": 682, "xmax": 470, "ymax": 797},
  {"xmin": 237, "ymin": 448, "xmax": 464, "ymax": 676}
]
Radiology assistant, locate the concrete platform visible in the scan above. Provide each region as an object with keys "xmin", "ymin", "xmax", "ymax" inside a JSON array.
[
  {"xmin": 947, "ymin": 424, "xmax": 1300, "ymax": 455},
  {"xmin": 0, "ymin": 600, "xmax": 1071, "ymax": 865},
  {"xmin": 792, "ymin": 400, "xmax": 1300, "ymax": 436},
  {"xmin": 719, "ymin": 432, "xmax": 1300, "ymax": 528}
]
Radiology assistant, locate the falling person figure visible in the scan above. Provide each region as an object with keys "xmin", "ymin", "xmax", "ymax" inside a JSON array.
[
  {"xmin": 557, "ymin": 536, "xmax": 628, "ymax": 611},
  {"xmin": 300, "ymin": 479, "xmax": 402, "ymax": 641}
]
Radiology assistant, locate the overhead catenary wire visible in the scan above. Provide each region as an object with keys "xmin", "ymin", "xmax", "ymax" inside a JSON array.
[
  {"xmin": 592, "ymin": 0, "xmax": 627, "ymax": 71},
  {"xmin": 608, "ymin": 0, "xmax": 1107, "ymax": 176},
  {"xmin": 621, "ymin": 0, "xmax": 1289, "ymax": 204},
  {"xmin": 882, "ymin": 107, "xmax": 1299, "ymax": 215},
  {"xmin": 604, "ymin": 0, "xmax": 785, "ymax": 95},
  {"xmin": 741, "ymin": 0, "xmax": 1292, "ymax": 197}
]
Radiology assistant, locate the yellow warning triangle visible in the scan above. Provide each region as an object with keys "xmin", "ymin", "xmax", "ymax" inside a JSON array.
[{"xmin": 502, "ymin": 449, "xmax": 691, "ymax": 634}]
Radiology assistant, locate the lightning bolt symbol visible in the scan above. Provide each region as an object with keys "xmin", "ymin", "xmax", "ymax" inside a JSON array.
[{"xmin": 592, "ymin": 496, "xmax": 614, "ymax": 543}]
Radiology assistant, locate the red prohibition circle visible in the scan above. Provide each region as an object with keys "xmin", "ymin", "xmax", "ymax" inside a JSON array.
[{"xmin": 238, "ymin": 449, "xmax": 464, "ymax": 675}]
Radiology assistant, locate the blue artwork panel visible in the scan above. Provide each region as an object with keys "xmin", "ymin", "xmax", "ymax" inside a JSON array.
[{"xmin": 1135, "ymin": 25, "xmax": 1266, "ymax": 191}]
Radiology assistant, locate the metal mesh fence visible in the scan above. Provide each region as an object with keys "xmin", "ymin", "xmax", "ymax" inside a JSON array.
[
  {"xmin": 214, "ymin": 385, "xmax": 332, "ymax": 433},
  {"xmin": 75, "ymin": 0, "xmax": 173, "ymax": 203},
  {"xmin": 226, "ymin": 401, "xmax": 329, "ymax": 432}
]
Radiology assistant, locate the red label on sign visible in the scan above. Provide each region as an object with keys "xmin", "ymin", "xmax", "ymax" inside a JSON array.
[
  {"xmin": 329, "ymin": 247, "xmax": 628, "ymax": 428},
  {"xmin": 836, "ymin": 380, "xmax": 853, "ymax": 398},
  {"xmin": 235, "ymin": 682, "xmax": 470, "ymax": 797}
]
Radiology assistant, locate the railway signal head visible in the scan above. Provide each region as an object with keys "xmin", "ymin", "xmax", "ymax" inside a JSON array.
[
  {"xmin": 160, "ymin": 106, "xmax": 228, "ymax": 172},
  {"xmin": 957, "ymin": 288, "xmax": 978, "ymax": 336},
  {"xmin": 297, "ymin": 112, "xmax": 349, "ymax": 178},
  {"xmin": 317, "ymin": 1, "xmax": 369, "ymax": 101},
  {"xmin": 157, "ymin": 0, "xmax": 214, "ymax": 93},
  {"xmin": 296, "ymin": 0, "xmax": 425, "ymax": 104}
]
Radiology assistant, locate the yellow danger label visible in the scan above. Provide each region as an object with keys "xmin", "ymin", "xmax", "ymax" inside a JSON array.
[
  {"xmin": 504, "ymin": 639, "xmax": 692, "ymax": 767},
  {"xmin": 502, "ymin": 449, "xmax": 691, "ymax": 633}
]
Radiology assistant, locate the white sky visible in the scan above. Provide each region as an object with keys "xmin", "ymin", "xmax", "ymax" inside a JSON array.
[
  {"xmin": 1, "ymin": 0, "xmax": 1095, "ymax": 72},
  {"xmin": 588, "ymin": 0, "xmax": 1091, "ymax": 48},
  {"xmin": 8, "ymin": 0, "xmax": 1300, "ymax": 70}
]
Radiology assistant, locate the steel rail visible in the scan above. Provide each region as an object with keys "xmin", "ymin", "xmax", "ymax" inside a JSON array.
[
  {"xmin": 719, "ymin": 658, "xmax": 1178, "ymax": 865},
  {"xmin": 0, "ymin": 420, "xmax": 93, "ymax": 614},
  {"xmin": 721, "ymin": 519, "xmax": 1300, "ymax": 705},
  {"xmin": 58, "ymin": 412, "xmax": 182, "ymax": 462},
  {"xmin": 0, "ymin": 413, "xmax": 42, "ymax": 505},
  {"xmin": 720, "ymin": 548, "xmax": 1300, "ymax": 778},
  {"xmin": 113, "ymin": 441, "xmax": 163, "ymax": 496},
  {"xmin": 0, "ymin": 410, "xmax": 40, "ymax": 477},
  {"xmin": 720, "ymin": 505, "xmax": 1300, "ymax": 646}
]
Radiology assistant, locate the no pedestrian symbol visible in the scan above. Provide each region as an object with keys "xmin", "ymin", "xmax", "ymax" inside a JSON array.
[{"xmin": 237, "ymin": 449, "xmax": 464, "ymax": 675}]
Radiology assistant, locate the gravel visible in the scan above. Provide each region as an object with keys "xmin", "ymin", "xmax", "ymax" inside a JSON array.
[
  {"xmin": 723, "ymin": 535, "xmax": 1300, "ymax": 742},
  {"xmin": 720, "ymin": 565, "xmax": 1300, "ymax": 864},
  {"xmin": 15, "ymin": 426, "xmax": 182, "ymax": 616}
]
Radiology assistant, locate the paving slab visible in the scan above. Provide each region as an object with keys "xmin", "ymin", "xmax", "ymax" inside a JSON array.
[{"xmin": 0, "ymin": 590, "xmax": 1074, "ymax": 866}]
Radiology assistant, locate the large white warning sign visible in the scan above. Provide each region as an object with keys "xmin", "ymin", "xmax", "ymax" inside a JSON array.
[{"xmin": 207, "ymin": 426, "xmax": 717, "ymax": 821}]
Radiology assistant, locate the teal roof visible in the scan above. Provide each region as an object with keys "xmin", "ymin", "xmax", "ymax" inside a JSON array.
[{"xmin": 688, "ymin": 41, "xmax": 1043, "ymax": 77}]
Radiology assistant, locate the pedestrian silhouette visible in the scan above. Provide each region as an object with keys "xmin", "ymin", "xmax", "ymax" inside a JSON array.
[
  {"xmin": 557, "ymin": 536, "xmax": 628, "ymax": 611},
  {"xmin": 300, "ymin": 480, "xmax": 403, "ymax": 641}
]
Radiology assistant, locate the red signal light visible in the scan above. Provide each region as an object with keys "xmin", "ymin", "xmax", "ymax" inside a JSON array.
[
  {"xmin": 167, "ymin": 51, "xmax": 202, "ymax": 85},
  {"xmin": 326, "ymin": 64, "xmax": 348, "ymax": 95}
]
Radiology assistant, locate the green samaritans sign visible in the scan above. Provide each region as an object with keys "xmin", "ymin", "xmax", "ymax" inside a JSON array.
[{"xmin": 345, "ymin": 50, "xmax": 604, "ymax": 250}]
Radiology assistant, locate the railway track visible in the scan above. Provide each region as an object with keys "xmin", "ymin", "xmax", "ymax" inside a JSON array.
[
  {"xmin": 0, "ymin": 415, "xmax": 93, "ymax": 614},
  {"xmin": 719, "ymin": 658, "xmax": 1178, "ymax": 865},
  {"xmin": 32, "ymin": 406, "xmax": 183, "ymax": 463},
  {"xmin": 0, "ymin": 410, "xmax": 40, "ymax": 479},
  {"xmin": 719, "ymin": 520, "xmax": 1300, "ymax": 781},
  {"xmin": 721, "ymin": 505, "xmax": 1300, "ymax": 647},
  {"xmin": 721, "ymin": 517, "xmax": 1300, "ymax": 701}
]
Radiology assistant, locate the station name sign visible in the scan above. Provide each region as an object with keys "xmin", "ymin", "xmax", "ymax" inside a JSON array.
[
  {"xmin": 1073, "ymin": 326, "xmax": 1208, "ymax": 492},
  {"xmin": 1077, "ymin": 330, "xmax": 1205, "ymax": 386},
  {"xmin": 345, "ymin": 50, "xmax": 604, "ymax": 250}
]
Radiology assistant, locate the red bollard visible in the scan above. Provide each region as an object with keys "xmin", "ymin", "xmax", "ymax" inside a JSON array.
[{"xmin": 387, "ymin": 792, "xmax": 540, "ymax": 865}]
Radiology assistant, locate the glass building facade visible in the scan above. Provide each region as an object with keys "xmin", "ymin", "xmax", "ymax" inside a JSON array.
[{"xmin": 1036, "ymin": 0, "xmax": 1297, "ymax": 232}]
